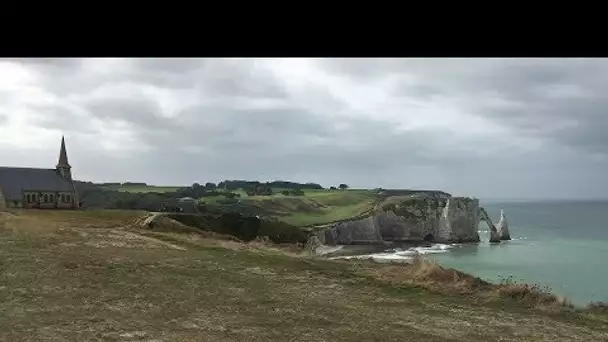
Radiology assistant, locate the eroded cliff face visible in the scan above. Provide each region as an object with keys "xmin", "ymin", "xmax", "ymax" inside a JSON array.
[
  {"xmin": 480, "ymin": 207, "xmax": 501, "ymax": 243},
  {"xmin": 315, "ymin": 196, "xmax": 502, "ymax": 245},
  {"xmin": 438, "ymin": 197, "xmax": 484, "ymax": 243},
  {"xmin": 320, "ymin": 215, "xmax": 384, "ymax": 245},
  {"xmin": 496, "ymin": 209, "xmax": 511, "ymax": 240}
]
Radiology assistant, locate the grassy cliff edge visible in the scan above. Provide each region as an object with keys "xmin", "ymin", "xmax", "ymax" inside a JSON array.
[{"xmin": 0, "ymin": 209, "xmax": 606, "ymax": 341}]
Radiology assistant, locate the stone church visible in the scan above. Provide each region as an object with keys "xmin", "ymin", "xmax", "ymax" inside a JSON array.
[{"xmin": 0, "ymin": 136, "xmax": 79, "ymax": 209}]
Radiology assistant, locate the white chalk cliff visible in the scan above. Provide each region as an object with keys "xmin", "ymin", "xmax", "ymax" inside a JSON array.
[
  {"xmin": 313, "ymin": 195, "xmax": 505, "ymax": 245},
  {"xmin": 495, "ymin": 209, "xmax": 511, "ymax": 240},
  {"xmin": 480, "ymin": 207, "xmax": 501, "ymax": 243}
]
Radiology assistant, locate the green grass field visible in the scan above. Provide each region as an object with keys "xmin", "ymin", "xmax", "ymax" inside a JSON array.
[
  {"xmin": 95, "ymin": 185, "xmax": 392, "ymax": 227},
  {"xmin": 235, "ymin": 189, "xmax": 379, "ymax": 226},
  {"xmin": 0, "ymin": 209, "xmax": 606, "ymax": 341},
  {"xmin": 186, "ymin": 188, "xmax": 380, "ymax": 227}
]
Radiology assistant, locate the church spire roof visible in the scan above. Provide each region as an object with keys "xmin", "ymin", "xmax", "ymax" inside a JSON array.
[{"xmin": 57, "ymin": 135, "xmax": 71, "ymax": 168}]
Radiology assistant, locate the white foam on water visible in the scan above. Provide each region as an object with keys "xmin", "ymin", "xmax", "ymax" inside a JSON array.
[
  {"xmin": 330, "ymin": 243, "xmax": 457, "ymax": 263},
  {"xmin": 329, "ymin": 252, "xmax": 413, "ymax": 263},
  {"xmin": 412, "ymin": 243, "xmax": 456, "ymax": 255}
]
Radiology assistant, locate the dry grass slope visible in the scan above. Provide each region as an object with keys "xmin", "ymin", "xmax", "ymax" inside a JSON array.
[
  {"xmin": 367, "ymin": 255, "xmax": 576, "ymax": 312},
  {"xmin": 0, "ymin": 210, "xmax": 606, "ymax": 342}
]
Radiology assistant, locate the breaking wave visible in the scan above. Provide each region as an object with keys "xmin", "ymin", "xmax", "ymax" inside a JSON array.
[{"xmin": 329, "ymin": 243, "xmax": 457, "ymax": 263}]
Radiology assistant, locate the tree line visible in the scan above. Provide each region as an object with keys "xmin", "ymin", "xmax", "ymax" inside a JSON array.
[
  {"xmin": 74, "ymin": 179, "xmax": 344, "ymax": 211},
  {"xmin": 217, "ymin": 180, "xmax": 323, "ymax": 191}
]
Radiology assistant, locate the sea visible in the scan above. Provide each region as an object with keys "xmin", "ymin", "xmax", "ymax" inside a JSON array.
[{"xmin": 339, "ymin": 200, "xmax": 608, "ymax": 307}]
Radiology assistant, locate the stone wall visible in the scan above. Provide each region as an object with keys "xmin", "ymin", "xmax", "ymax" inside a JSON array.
[{"xmin": 315, "ymin": 196, "xmax": 499, "ymax": 245}]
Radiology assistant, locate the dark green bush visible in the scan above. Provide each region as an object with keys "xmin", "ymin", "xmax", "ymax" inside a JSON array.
[{"xmin": 167, "ymin": 213, "xmax": 306, "ymax": 244}]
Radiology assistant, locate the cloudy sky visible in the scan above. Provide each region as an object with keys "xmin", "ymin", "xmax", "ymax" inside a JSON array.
[{"xmin": 0, "ymin": 58, "xmax": 606, "ymax": 200}]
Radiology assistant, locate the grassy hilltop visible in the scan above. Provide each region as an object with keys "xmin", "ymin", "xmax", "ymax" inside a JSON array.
[
  {"xmin": 91, "ymin": 181, "xmax": 452, "ymax": 228},
  {"xmin": 102, "ymin": 184, "xmax": 182, "ymax": 193},
  {"xmin": 0, "ymin": 209, "xmax": 606, "ymax": 341},
  {"xmin": 92, "ymin": 182, "xmax": 382, "ymax": 227},
  {"xmin": 223, "ymin": 188, "xmax": 378, "ymax": 227}
]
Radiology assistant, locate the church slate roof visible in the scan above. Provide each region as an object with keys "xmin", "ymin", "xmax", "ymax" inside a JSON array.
[{"xmin": 0, "ymin": 167, "xmax": 74, "ymax": 201}]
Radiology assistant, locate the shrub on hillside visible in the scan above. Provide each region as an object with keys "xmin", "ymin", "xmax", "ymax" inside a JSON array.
[
  {"xmin": 219, "ymin": 213, "xmax": 261, "ymax": 241},
  {"xmin": 216, "ymin": 198, "xmax": 240, "ymax": 205},
  {"xmin": 281, "ymin": 189, "xmax": 305, "ymax": 196},
  {"xmin": 246, "ymin": 184, "xmax": 273, "ymax": 196},
  {"xmin": 167, "ymin": 212, "xmax": 307, "ymax": 244},
  {"xmin": 98, "ymin": 182, "xmax": 121, "ymax": 187},
  {"xmin": 218, "ymin": 180, "xmax": 323, "ymax": 191},
  {"xmin": 74, "ymin": 181, "xmax": 177, "ymax": 211},
  {"xmin": 122, "ymin": 182, "xmax": 147, "ymax": 187},
  {"xmin": 257, "ymin": 220, "xmax": 308, "ymax": 244},
  {"xmin": 199, "ymin": 191, "xmax": 222, "ymax": 198},
  {"xmin": 223, "ymin": 192, "xmax": 238, "ymax": 199}
]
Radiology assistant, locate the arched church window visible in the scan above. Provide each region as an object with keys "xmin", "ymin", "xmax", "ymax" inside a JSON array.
[
  {"xmin": 44, "ymin": 194, "xmax": 48, "ymax": 202},
  {"xmin": 66, "ymin": 195, "xmax": 71, "ymax": 202}
]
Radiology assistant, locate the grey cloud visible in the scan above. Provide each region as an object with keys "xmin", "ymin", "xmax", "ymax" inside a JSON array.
[
  {"xmin": 14, "ymin": 58, "xmax": 85, "ymax": 80},
  {"xmin": 125, "ymin": 104, "xmax": 344, "ymax": 155},
  {"xmin": 114, "ymin": 58, "xmax": 289, "ymax": 99},
  {"xmin": 35, "ymin": 58, "xmax": 290, "ymax": 104},
  {"xmin": 462, "ymin": 60, "xmax": 608, "ymax": 154},
  {"xmin": 128, "ymin": 58, "xmax": 208, "ymax": 74},
  {"xmin": 3, "ymin": 58, "xmax": 608, "ymax": 199},
  {"xmin": 1, "ymin": 58, "xmax": 82, "ymax": 68},
  {"xmin": 72, "ymin": 80, "xmax": 466, "ymax": 187},
  {"xmin": 327, "ymin": 58, "xmax": 608, "ymax": 157},
  {"xmin": 25, "ymin": 104, "xmax": 98, "ymax": 135},
  {"xmin": 190, "ymin": 62, "xmax": 288, "ymax": 99},
  {"xmin": 317, "ymin": 58, "xmax": 406, "ymax": 80},
  {"xmin": 83, "ymin": 96, "xmax": 166, "ymax": 129}
]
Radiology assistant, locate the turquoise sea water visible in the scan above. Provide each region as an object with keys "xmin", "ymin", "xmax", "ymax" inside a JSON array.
[{"xmin": 424, "ymin": 200, "xmax": 608, "ymax": 307}]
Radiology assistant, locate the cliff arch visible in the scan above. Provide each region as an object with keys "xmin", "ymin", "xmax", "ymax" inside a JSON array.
[
  {"xmin": 312, "ymin": 196, "xmax": 509, "ymax": 246},
  {"xmin": 479, "ymin": 207, "xmax": 501, "ymax": 243}
]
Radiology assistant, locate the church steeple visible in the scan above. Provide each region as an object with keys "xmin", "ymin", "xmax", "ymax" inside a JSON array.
[{"xmin": 56, "ymin": 136, "xmax": 72, "ymax": 181}]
